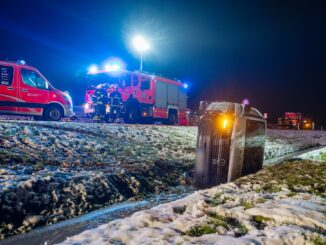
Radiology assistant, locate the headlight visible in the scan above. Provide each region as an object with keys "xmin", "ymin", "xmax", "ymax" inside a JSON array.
[{"xmin": 217, "ymin": 115, "xmax": 233, "ymax": 130}]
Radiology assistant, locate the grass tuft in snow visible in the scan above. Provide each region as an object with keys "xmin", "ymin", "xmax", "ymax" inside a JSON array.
[
  {"xmin": 237, "ymin": 160, "xmax": 326, "ymax": 198},
  {"xmin": 205, "ymin": 211, "xmax": 224, "ymax": 220},
  {"xmin": 262, "ymin": 184, "xmax": 282, "ymax": 193},
  {"xmin": 313, "ymin": 235, "xmax": 326, "ymax": 245},
  {"xmin": 320, "ymin": 153, "xmax": 326, "ymax": 162},
  {"xmin": 252, "ymin": 215, "xmax": 272, "ymax": 223},
  {"xmin": 241, "ymin": 200, "xmax": 255, "ymax": 210},
  {"xmin": 252, "ymin": 215, "xmax": 273, "ymax": 230},
  {"xmin": 185, "ymin": 224, "xmax": 216, "ymax": 237},
  {"xmin": 204, "ymin": 192, "xmax": 226, "ymax": 206},
  {"xmin": 172, "ymin": 205, "xmax": 187, "ymax": 215},
  {"xmin": 287, "ymin": 192, "xmax": 297, "ymax": 197},
  {"xmin": 256, "ymin": 197, "xmax": 267, "ymax": 203},
  {"xmin": 185, "ymin": 212, "xmax": 248, "ymax": 238}
]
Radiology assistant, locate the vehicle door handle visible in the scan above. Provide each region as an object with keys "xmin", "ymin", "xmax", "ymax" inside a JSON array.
[
  {"xmin": 7, "ymin": 87, "xmax": 14, "ymax": 91},
  {"xmin": 22, "ymin": 88, "xmax": 28, "ymax": 92}
]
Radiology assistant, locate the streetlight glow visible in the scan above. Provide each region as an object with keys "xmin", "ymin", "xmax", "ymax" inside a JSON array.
[
  {"xmin": 133, "ymin": 36, "xmax": 150, "ymax": 52},
  {"xmin": 133, "ymin": 35, "xmax": 150, "ymax": 70}
]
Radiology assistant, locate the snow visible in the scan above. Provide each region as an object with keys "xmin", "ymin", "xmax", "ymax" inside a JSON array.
[
  {"xmin": 298, "ymin": 146, "xmax": 326, "ymax": 162},
  {"xmin": 263, "ymin": 129, "xmax": 326, "ymax": 160},
  {"xmin": 1, "ymin": 120, "xmax": 326, "ymax": 240},
  {"xmin": 59, "ymin": 160, "xmax": 326, "ymax": 245}
]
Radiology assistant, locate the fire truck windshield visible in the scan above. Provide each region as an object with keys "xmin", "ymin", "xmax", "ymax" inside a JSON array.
[{"xmin": 86, "ymin": 72, "xmax": 122, "ymax": 88}]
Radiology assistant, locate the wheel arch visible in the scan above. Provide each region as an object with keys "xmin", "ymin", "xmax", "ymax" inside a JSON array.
[
  {"xmin": 44, "ymin": 102, "xmax": 65, "ymax": 116},
  {"xmin": 167, "ymin": 106, "xmax": 178, "ymax": 117}
]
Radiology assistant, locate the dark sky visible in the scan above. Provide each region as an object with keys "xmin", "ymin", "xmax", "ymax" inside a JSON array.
[{"xmin": 0, "ymin": 0, "xmax": 325, "ymax": 125}]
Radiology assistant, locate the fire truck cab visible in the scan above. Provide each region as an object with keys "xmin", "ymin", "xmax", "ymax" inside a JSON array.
[
  {"xmin": 84, "ymin": 70, "xmax": 188, "ymax": 125},
  {"xmin": 0, "ymin": 60, "xmax": 74, "ymax": 121}
]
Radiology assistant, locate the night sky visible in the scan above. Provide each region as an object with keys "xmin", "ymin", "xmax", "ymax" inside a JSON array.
[{"xmin": 0, "ymin": 0, "xmax": 325, "ymax": 126}]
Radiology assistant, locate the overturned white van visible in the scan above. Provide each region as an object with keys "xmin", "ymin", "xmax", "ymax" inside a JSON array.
[{"xmin": 195, "ymin": 102, "xmax": 266, "ymax": 188}]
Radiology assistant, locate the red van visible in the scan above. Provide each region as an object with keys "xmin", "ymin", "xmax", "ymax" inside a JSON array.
[{"xmin": 0, "ymin": 60, "xmax": 74, "ymax": 121}]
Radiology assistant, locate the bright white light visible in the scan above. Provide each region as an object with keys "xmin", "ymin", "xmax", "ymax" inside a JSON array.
[
  {"xmin": 104, "ymin": 63, "xmax": 120, "ymax": 71},
  {"xmin": 88, "ymin": 65, "xmax": 98, "ymax": 74},
  {"xmin": 111, "ymin": 64, "xmax": 120, "ymax": 71},
  {"xmin": 104, "ymin": 64, "xmax": 112, "ymax": 71},
  {"xmin": 183, "ymin": 83, "xmax": 188, "ymax": 89},
  {"xmin": 133, "ymin": 36, "xmax": 150, "ymax": 52}
]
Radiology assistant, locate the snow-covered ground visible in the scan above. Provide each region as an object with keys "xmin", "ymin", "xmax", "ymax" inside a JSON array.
[
  {"xmin": 264, "ymin": 129, "xmax": 326, "ymax": 160},
  {"xmin": 299, "ymin": 146, "xmax": 326, "ymax": 162},
  {"xmin": 1, "ymin": 120, "xmax": 326, "ymax": 240},
  {"xmin": 59, "ymin": 159, "xmax": 326, "ymax": 245}
]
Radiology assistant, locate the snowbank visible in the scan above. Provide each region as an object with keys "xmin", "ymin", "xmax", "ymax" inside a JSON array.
[
  {"xmin": 59, "ymin": 160, "xmax": 326, "ymax": 245},
  {"xmin": 298, "ymin": 146, "xmax": 326, "ymax": 162}
]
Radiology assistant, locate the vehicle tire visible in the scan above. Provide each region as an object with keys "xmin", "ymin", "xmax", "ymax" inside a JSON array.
[
  {"xmin": 167, "ymin": 110, "xmax": 178, "ymax": 125},
  {"xmin": 44, "ymin": 105, "xmax": 63, "ymax": 121},
  {"xmin": 125, "ymin": 106, "xmax": 140, "ymax": 124}
]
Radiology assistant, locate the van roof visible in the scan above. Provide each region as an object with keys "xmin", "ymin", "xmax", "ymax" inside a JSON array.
[{"xmin": 0, "ymin": 60, "xmax": 35, "ymax": 70}]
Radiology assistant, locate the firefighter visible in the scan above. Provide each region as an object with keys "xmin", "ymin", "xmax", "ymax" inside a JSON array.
[
  {"xmin": 108, "ymin": 84, "xmax": 122, "ymax": 123},
  {"xmin": 125, "ymin": 94, "xmax": 139, "ymax": 123},
  {"xmin": 92, "ymin": 84, "xmax": 108, "ymax": 122}
]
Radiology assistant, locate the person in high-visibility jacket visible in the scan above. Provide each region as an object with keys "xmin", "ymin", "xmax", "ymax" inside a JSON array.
[{"xmin": 92, "ymin": 84, "xmax": 108, "ymax": 122}]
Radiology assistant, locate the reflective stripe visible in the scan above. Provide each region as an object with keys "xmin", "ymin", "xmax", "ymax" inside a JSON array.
[
  {"xmin": 0, "ymin": 94, "xmax": 25, "ymax": 102},
  {"xmin": 0, "ymin": 101, "xmax": 46, "ymax": 108}
]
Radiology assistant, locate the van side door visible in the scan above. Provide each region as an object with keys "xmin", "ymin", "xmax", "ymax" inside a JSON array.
[
  {"xmin": 18, "ymin": 68, "xmax": 49, "ymax": 116},
  {"xmin": 0, "ymin": 64, "xmax": 18, "ymax": 114}
]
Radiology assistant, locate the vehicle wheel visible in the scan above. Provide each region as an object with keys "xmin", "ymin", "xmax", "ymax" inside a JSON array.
[
  {"xmin": 167, "ymin": 110, "xmax": 178, "ymax": 125},
  {"xmin": 44, "ymin": 105, "xmax": 63, "ymax": 121},
  {"xmin": 125, "ymin": 107, "xmax": 139, "ymax": 124}
]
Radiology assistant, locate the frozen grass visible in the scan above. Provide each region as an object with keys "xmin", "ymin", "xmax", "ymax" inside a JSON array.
[{"xmin": 60, "ymin": 160, "xmax": 326, "ymax": 245}]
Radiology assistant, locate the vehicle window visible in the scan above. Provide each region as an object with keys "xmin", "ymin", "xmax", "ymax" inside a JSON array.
[
  {"xmin": 141, "ymin": 79, "xmax": 150, "ymax": 90},
  {"xmin": 0, "ymin": 65, "xmax": 14, "ymax": 86},
  {"xmin": 21, "ymin": 69, "xmax": 48, "ymax": 90},
  {"xmin": 121, "ymin": 75, "xmax": 131, "ymax": 87},
  {"xmin": 36, "ymin": 76, "xmax": 48, "ymax": 89},
  {"xmin": 133, "ymin": 75, "xmax": 139, "ymax": 86}
]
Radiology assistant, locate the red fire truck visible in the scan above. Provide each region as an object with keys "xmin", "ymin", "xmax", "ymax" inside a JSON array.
[
  {"xmin": 84, "ymin": 69, "xmax": 188, "ymax": 125},
  {"xmin": 277, "ymin": 112, "xmax": 314, "ymax": 130},
  {"xmin": 0, "ymin": 60, "xmax": 74, "ymax": 121}
]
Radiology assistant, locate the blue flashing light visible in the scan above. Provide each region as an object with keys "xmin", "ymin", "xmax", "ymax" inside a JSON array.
[
  {"xmin": 88, "ymin": 65, "xmax": 98, "ymax": 74},
  {"xmin": 183, "ymin": 83, "xmax": 188, "ymax": 89},
  {"xmin": 17, "ymin": 60, "xmax": 26, "ymax": 65}
]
